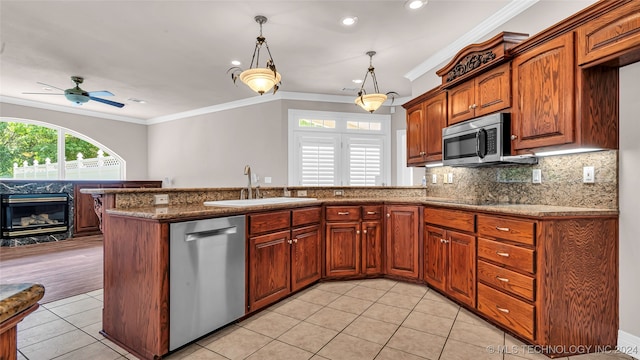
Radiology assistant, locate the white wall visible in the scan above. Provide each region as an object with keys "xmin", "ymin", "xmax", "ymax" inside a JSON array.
[
  {"xmin": 619, "ymin": 62, "xmax": 640, "ymax": 349},
  {"xmin": 0, "ymin": 102, "xmax": 149, "ymax": 179}
]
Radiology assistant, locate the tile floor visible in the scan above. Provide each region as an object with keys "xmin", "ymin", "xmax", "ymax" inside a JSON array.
[{"xmin": 17, "ymin": 279, "xmax": 638, "ymax": 360}]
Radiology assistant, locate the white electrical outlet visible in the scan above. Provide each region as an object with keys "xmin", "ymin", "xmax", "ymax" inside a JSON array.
[
  {"xmin": 583, "ymin": 166, "xmax": 595, "ymax": 183},
  {"xmin": 532, "ymin": 169, "xmax": 542, "ymax": 184},
  {"xmin": 264, "ymin": 176, "xmax": 272, "ymax": 184},
  {"xmin": 334, "ymin": 190, "xmax": 344, "ymax": 196},
  {"xmin": 297, "ymin": 190, "xmax": 308, "ymax": 197},
  {"xmin": 155, "ymin": 207, "xmax": 168, "ymax": 214},
  {"xmin": 432, "ymin": 174, "xmax": 437, "ymax": 184},
  {"xmin": 154, "ymin": 194, "xmax": 169, "ymax": 205},
  {"xmin": 447, "ymin": 173, "xmax": 454, "ymax": 184}
]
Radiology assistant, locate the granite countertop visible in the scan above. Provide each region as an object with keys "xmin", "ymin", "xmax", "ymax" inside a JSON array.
[
  {"xmin": 80, "ymin": 186, "xmax": 422, "ymax": 195},
  {"xmin": 106, "ymin": 197, "xmax": 618, "ymax": 221},
  {"xmin": 0, "ymin": 283, "xmax": 45, "ymax": 323}
]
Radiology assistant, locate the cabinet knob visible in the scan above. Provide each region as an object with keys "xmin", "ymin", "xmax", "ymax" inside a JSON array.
[
  {"xmin": 496, "ymin": 251, "xmax": 510, "ymax": 257},
  {"xmin": 440, "ymin": 239, "xmax": 445, "ymax": 243},
  {"xmin": 293, "ymin": 238, "xmax": 298, "ymax": 244},
  {"xmin": 356, "ymin": 230, "xmax": 360, "ymax": 234},
  {"xmin": 496, "ymin": 306, "xmax": 510, "ymax": 314},
  {"xmin": 387, "ymin": 213, "xmax": 391, "ymax": 218},
  {"xmin": 363, "ymin": 229, "xmax": 368, "ymax": 234},
  {"xmin": 287, "ymin": 239, "xmax": 293, "ymax": 245},
  {"xmin": 469, "ymin": 104, "xmax": 477, "ymax": 110},
  {"xmin": 510, "ymin": 135, "xmax": 518, "ymax": 140},
  {"xmin": 419, "ymin": 151, "xmax": 426, "ymax": 156}
]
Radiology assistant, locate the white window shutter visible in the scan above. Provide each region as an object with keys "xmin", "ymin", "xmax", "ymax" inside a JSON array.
[
  {"xmin": 295, "ymin": 134, "xmax": 339, "ymax": 186},
  {"xmin": 346, "ymin": 136, "xmax": 383, "ymax": 186}
]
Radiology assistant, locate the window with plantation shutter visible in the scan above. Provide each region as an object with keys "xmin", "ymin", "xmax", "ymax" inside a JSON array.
[
  {"xmin": 288, "ymin": 109, "xmax": 390, "ymax": 186},
  {"xmin": 346, "ymin": 136, "xmax": 383, "ymax": 186}
]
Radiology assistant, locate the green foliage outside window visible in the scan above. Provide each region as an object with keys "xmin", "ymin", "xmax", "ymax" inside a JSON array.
[{"xmin": 0, "ymin": 121, "xmax": 106, "ymax": 178}]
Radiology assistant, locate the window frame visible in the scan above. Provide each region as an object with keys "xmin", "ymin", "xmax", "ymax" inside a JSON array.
[
  {"xmin": 288, "ymin": 109, "xmax": 391, "ymax": 186},
  {"xmin": 0, "ymin": 117, "xmax": 126, "ymax": 180}
]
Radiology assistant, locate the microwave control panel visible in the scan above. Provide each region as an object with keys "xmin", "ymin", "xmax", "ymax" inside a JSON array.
[{"xmin": 486, "ymin": 128, "xmax": 498, "ymax": 155}]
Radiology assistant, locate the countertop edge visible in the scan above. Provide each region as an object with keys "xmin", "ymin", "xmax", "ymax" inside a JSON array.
[{"xmin": 0, "ymin": 283, "xmax": 45, "ymax": 324}]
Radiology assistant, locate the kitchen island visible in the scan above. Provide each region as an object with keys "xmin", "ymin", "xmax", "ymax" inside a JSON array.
[
  {"xmin": 83, "ymin": 186, "xmax": 618, "ymax": 360},
  {"xmin": 0, "ymin": 283, "xmax": 45, "ymax": 360}
]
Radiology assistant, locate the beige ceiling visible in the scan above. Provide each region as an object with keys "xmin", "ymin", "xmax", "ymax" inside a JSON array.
[{"xmin": 0, "ymin": 1, "xmax": 593, "ymax": 122}]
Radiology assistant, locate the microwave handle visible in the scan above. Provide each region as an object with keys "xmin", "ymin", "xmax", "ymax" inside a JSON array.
[{"xmin": 476, "ymin": 129, "xmax": 487, "ymax": 159}]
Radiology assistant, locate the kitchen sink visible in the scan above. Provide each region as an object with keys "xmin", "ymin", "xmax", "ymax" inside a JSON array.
[{"xmin": 204, "ymin": 197, "xmax": 318, "ymax": 207}]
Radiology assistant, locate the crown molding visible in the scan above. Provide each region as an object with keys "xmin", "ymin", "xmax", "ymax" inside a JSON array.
[
  {"xmin": 0, "ymin": 95, "xmax": 147, "ymax": 125},
  {"xmin": 403, "ymin": 0, "xmax": 539, "ymax": 82}
]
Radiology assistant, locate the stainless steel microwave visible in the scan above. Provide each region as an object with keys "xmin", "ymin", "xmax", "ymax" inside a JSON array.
[{"xmin": 442, "ymin": 113, "xmax": 537, "ymax": 167}]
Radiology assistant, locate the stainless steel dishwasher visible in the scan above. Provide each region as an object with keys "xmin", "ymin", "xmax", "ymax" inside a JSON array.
[{"xmin": 169, "ymin": 215, "xmax": 246, "ymax": 351}]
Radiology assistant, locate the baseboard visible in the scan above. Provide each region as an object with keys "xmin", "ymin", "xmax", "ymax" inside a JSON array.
[{"xmin": 619, "ymin": 330, "xmax": 640, "ymax": 359}]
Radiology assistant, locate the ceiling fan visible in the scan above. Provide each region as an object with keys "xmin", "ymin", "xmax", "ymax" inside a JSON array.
[{"xmin": 23, "ymin": 76, "xmax": 125, "ymax": 108}]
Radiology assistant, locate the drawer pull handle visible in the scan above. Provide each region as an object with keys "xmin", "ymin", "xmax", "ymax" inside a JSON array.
[
  {"xmin": 496, "ymin": 276, "xmax": 510, "ymax": 283},
  {"xmin": 337, "ymin": 211, "xmax": 350, "ymax": 215},
  {"xmin": 366, "ymin": 211, "xmax": 377, "ymax": 215},
  {"xmin": 496, "ymin": 251, "xmax": 510, "ymax": 257},
  {"xmin": 495, "ymin": 226, "xmax": 510, "ymax": 232},
  {"xmin": 496, "ymin": 306, "xmax": 510, "ymax": 314}
]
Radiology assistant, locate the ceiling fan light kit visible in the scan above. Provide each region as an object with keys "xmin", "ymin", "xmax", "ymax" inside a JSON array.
[
  {"xmin": 229, "ymin": 15, "xmax": 282, "ymax": 95},
  {"xmin": 23, "ymin": 76, "xmax": 125, "ymax": 108},
  {"xmin": 354, "ymin": 51, "xmax": 397, "ymax": 113}
]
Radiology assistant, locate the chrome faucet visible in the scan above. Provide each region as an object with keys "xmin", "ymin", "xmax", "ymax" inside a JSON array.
[{"xmin": 243, "ymin": 165, "xmax": 253, "ymax": 200}]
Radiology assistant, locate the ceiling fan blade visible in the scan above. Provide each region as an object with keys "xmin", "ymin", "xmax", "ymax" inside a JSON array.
[
  {"xmin": 22, "ymin": 92, "xmax": 64, "ymax": 95},
  {"xmin": 36, "ymin": 82, "xmax": 66, "ymax": 91},
  {"xmin": 89, "ymin": 96, "xmax": 125, "ymax": 108},
  {"xmin": 87, "ymin": 90, "xmax": 114, "ymax": 97}
]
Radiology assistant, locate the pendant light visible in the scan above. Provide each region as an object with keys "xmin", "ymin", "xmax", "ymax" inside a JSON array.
[
  {"xmin": 229, "ymin": 15, "xmax": 281, "ymax": 95},
  {"xmin": 355, "ymin": 51, "xmax": 397, "ymax": 113}
]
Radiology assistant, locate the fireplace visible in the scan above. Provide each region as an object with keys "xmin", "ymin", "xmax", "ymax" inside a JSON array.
[{"xmin": 1, "ymin": 194, "xmax": 69, "ymax": 238}]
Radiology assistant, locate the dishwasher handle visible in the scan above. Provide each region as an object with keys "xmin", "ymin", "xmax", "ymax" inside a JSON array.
[{"xmin": 185, "ymin": 226, "xmax": 237, "ymax": 242}]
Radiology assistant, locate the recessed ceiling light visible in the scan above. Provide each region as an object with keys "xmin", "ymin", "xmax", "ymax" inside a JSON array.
[
  {"xmin": 42, "ymin": 87, "xmax": 53, "ymax": 91},
  {"xmin": 341, "ymin": 16, "xmax": 358, "ymax": 26},
  {"xmin": 405, "ymin": 0, "xmax": 426, "ymax": 10},
  {"xmin": 128, "ymin": 98, "xmax": 147, "ymax": 104},
  {"xmin": 231, "ymin": 60, "xmax": 241, "ymax": 66},
  {"xmin": 352, "ymin": 79, "xmax": 363, "ymax": 84}
]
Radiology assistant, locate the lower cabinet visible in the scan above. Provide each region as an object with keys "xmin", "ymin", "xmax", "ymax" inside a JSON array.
[
  {"xmin": 247, "ymin": 207, "xmax": 321, "ymax": 312},
  {"xmin": 324, "ymin": 205, "xmax": 383, "ymax": 278},
  {"xmin": 385, "ymin": 205, "xmax": 420, "ymax": 279}
]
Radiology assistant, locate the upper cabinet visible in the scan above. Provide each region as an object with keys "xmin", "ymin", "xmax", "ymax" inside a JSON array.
[
  {"xmin": 511, "ymin": 33, "xmax": 576, "ymax": 150},
  {"xmin": 448, "ymin": 63, "xmax": 511, "ymax": 125},
  {"xmin": 403, "ymin": 88, "xmax": 447, "ymax": 166},
  {"xmin": 576, "ymin": 0, "xmax": 640, "ymax": 68}
]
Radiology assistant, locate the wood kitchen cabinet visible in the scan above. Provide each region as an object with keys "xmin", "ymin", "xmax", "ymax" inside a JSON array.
[
  {"xmin": 385, "ymin": 205, "xmax": 420, "ymax": 279},
  {"xmin": 424, "ymin": 207, "xmax": 476, "ymax": 307},
  {"xmin": 324, "ymin": 205, "xmax": 383, "ymax": 278},
  {"xmin": 248, "ymin": 207, "xmax": 322, "ymax": 312},
  {"xmin": 448, "ymin": 62, "xmax": 511, "ymax": 125},
  {"xmin": 403, "ymin": 89, "xmax": 447, "ymax": 166}
]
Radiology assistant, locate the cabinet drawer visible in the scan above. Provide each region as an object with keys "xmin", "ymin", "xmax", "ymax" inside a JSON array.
[
  {"xmin": 478, "ymin": 238, "xmax": 534, "ymax": 274},
  {"xmin": 477, "ymin": 215, "xmax": 535, "ymax": 245},
  {"xmin": 326, "ymin": 206, "xmax": 360, "ymax": 221},
  {"xmin": 248, "ymin": 210, "xmax": 291, "ymax": 235},
  {"xmin": 478, "ymin": 260, "xmax": 535, "ymax": 301},
  {"xmin": 362, "ymin": 206, "xmax": 382, "ymax": 220},
  {"xmin": 424, "ymin": 208, "xmax": 474, "ymax": 233},
  {"xmin": 292, "ymin": 207, "xmax": 321, "ymax": 227},
  {"xmin": 477, "ymin": 283, "xmax": 535, "ymax": 341}
]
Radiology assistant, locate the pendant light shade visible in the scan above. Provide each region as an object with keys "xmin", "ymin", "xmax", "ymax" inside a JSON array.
[
  {"xmin": 228, "ymin": 15, "xmax": 282, "ymax": 95},
  {"xmin": 355, "ymin": 51, "xmax": 397, "ymax": 113},
  {"xmin": 239, "ymin": 68, "xmax": 282, "ymax": 95},
  {"xmin": 354, "ymin": 93, "xmax": 387, "ymax": 113}
]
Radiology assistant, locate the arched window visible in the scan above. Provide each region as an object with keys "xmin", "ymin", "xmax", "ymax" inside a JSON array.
[{"xmin": 0, "ymin": 118, "xmax": 125, "ymax": 180}]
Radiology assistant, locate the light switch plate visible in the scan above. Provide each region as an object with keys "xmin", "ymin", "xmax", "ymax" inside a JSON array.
[
  {"xmin": 583, "ymin": 166, "xmax": 595, "ymax": 183},
  {"xmin": 447, "ymin": 173, "xmax": 453, "ymax": 184},
  {"xmin": 532, "ymin": 169, "xmax": 542, "ymax": 184},
  {"xmin": 443, "ymin": 174, "xmax": 448, "ymax": 184},
  {"xmin": 264, "ymin": 176, "xmax": 272, "ymax": 184},
  {"xmin": 432, "ymin": 174, "xmax": 437, "ymax": 184}
]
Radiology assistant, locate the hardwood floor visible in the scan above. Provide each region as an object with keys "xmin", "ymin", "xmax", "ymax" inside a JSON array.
[{"xmin": 0, "ymin": 236, "xmax": 103, "ymax": 304}]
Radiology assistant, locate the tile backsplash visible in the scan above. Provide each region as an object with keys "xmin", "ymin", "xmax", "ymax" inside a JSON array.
[{"xmin": 424, "ymin": 150, "xmax": 618, "ymax": 209}]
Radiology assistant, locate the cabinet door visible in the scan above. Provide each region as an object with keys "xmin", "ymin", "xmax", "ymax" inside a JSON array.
[
  {"xmin": 424, "ymin": 91, "xmax": 447, "ymax": 161},
  {"xmin": 424, "ymin": 225, "xmax": 447, "ymax": 292},
  {"xmin": 361, "ymin": 221, "xmax": 383, "ymax": 275},
  {"xmin": 475, "ymin": 62, "xmax": 511, "ymax": 117},
  {"xmin": 248, "ymin": 230, "xmax": 291, "ymax": 311},
  {"xmin": 512, "ymin": 32, "xmax": 575, "ymax": 151},
  {"xmin": 385, "ymin": 206, "xmax": 420, "ymax": 279},
  {"xmin": 74, "ymin": 182, "xmax": 122, "ymax": 237},
  {"xmin": 291, "ymin": 225, "xmax": 322, "ymax": 292},
  {"xmin": 325, "ymin": 222, "xmax": 361, "ymax": 277},
  {"xmin": 406, "ymin": 103, "xmax": 426, "ymax": 165},
  {"xmin": 447, "ymin": 80, "xmax": 475, "ymax": 125},
  {"xmin": 446, "ymin": 230, "xmax": 476, "ymax": 308}
]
